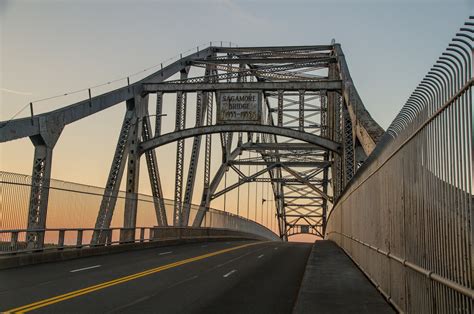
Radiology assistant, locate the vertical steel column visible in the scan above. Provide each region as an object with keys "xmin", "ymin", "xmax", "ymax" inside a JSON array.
[
  {"xmin": 277, "ymin": 172, "xmax": 287, "ymax": 240},
  {"xmin": 195, "ymin": 68, "xmax": 216, "ymax": 226},
  {"xmin": 182, "ymin": 90, "xmax": 207, "ymax": 226},
  {"xmin": 342, "ymin": 102, "xmax": 355, "ymax": 184},
  {"xmin": 299, "ymin": 90, "xmax": 305, "ymax": 132},
  {"xmin": 320, "ymin": 92, "xmax": 330, "ymax": 234},
  {"xmin": 26, "ymin": 121, "xmax": 62, "ymax": 249},
  {"xmin": 321, "ymin": 91, "xmax": 328, "ymax": 138},
  {"xmin": 327, "ymin": 63, "xmax": 337, "ymax": 140},
  {"xmin": 173, "ymin": 70, "xmax": 188, "ymax": 226},
  {"xmin": 27, "ymin": 146, "xmax": 53, "ymax": 249},
  {"xmin": 328, "ymin": 57, "xmax": 343, "ymax": 199},
  {"xmin": 334, "ymin": 95, "xmax": 342, "ymax": 197},
  {"xmin": 204, "ymin": 92, "xmax": 214, "ymax": 190},
  {"xmin": 155, "ymin": 92, "xmax": 163, "ymax": 136},
  {"xmin": 277, "ymin": 90, "xmax": 283, "ymax": 127},
  {"xmin": 123, "ymin": 95, "xmax": 147, "ymax": 240}
]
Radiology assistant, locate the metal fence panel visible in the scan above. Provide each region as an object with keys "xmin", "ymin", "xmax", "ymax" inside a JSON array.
[{"xmin": 326, "ymin": 20, "xmax": 473, "ymax": 312}]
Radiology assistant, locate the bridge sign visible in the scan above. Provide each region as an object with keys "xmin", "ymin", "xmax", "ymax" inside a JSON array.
[
  {"xmin": 216, "ymin": 91, "xmax": 262, "ymax": 124},
  {"xmin": 300, "ymin": 225, "xmax": 309, "ymax": 233}
]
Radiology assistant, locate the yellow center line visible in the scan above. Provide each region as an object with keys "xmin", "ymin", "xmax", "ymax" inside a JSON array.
[{"xmin": 5, "ymin": 241, "xmax": 264, "ymax": 313}]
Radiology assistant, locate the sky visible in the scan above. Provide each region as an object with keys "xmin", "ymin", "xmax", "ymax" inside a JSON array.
[{"xmin": 1, "ymin": 0, "xmax": 472, "ymax": 241}]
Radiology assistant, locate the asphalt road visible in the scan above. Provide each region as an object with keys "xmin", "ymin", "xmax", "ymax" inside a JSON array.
[{"xmin": 0, "ymin": 240, "xmax": 312, "ymax": 313}]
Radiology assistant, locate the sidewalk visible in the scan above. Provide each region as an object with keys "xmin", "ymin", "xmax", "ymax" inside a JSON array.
[{"xmin": 293, "ymin": 240, "xmax": 395, "ymax": 314}]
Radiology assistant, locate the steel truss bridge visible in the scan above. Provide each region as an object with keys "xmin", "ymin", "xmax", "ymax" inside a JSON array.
[{"xmin": 0, "ymin": 18, "xmax": 472, "ymax": 312}]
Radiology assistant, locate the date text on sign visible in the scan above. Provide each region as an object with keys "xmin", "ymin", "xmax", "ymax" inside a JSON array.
[{"xmin": 216, "ymin": 91, "xmax": 263, "ymax": 124}]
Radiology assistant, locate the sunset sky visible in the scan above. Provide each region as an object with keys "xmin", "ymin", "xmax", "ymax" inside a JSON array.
[{"xmin": 1, "ymin": 0, "xmax": 472, "ymax": 241}]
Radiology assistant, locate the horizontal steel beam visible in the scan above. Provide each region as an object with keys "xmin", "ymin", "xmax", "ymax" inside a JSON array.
[
  {"xmin": 255, "ymin": 178, "xmax": 326, "ymax": 184},
  {"xmin": 193, "ymin": 57, "xmax": 334, "ymax": 64},
  {"xmin": 139, "ymin": 124, "xmax": 341, "ymax": 154},
  {"xmin": 143, "ymin": 80, "xmax": 342, "ymax": 93},
  {"xmin": 242, "ymin": 143, "xmax": 328, "ymax": 151},
  {"xmin": 284, "ymin": 214, "xmax": 323, "ymax": 217},
  {"xmin": 213, "ymin": 45, "xmax": 333, "ymax": 53},
  {"xmin": 228, "ymin": 160, "xmax": 330, "ymax": 167}
]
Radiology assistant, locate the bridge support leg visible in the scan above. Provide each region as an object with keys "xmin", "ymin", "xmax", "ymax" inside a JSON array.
[
  {"xmin": 92, "ymin": 106, "xmax": 135, "ymax": 244},
  {"xmin": 327, "ymin": 61, "xmax": 343, "ymax": 199},
  {"xmin": 192, "ymin": 67, "xmax": 215, "ymax": 227},
  {"xmin": 26, "ymin": 117, "xmax": 63, "ymax": 249},
  {"xmin": 173, "ymin": 69, "xmax": 189, "ymax": 226},
  {"xmin": 122, "ymin": 95, "xmax": 147, "ymax": 241},
  {"xmin": 321, "ymin": 93, "xmax": 330, "ymax": 235},
  {"xmin": 182, "ymin": 91, "xmax": 206, "ymax": 226}
]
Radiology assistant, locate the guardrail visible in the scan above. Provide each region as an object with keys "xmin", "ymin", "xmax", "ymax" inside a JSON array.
[
  {"xmin": 0, "ymin": 226, "xmax": 270, "ymax": 256},
  {"xmin": 0, "ymin": 171, "xmax": 280, "ymax": 254},
  {"xmin": 326, "ymin": 19, "xmax": 473, "ymax": 312}
]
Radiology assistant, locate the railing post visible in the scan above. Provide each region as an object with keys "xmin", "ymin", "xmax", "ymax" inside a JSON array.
[
  {"xmin": 140, "ymin": 228, "xmax": 145, "ymax": 242},
  {"xmin": 105, "ymin": 229, "xmax": 112, "ymax": 246},
  {"xmin": 119, "ymin": 228, "xmax": 135, "ymax": 243},
  {"xmin": 10, "ymin": 232, "xmax": 19, "ymax": 251},
  {"xmin": 58, "ymin": 229, "xmax": 65, "ymax": 248},
  {"xmin": 76, "ymin": 229, "xmax": 83, "ymax": 248}
]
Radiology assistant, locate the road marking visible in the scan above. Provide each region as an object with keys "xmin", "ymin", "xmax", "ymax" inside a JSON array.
[
  {"xmin": 6, "ymin": 242, "xmax": 263, "ymax": 313},
  {"xmin": 108, "ymin": 275, "xmax": 199, "ymax": 312},
  {"xmin": 201, "ymin": 244, "xmax": 208, "ymax": 247},
  {"xmin": 257, "ymin": 254, "xmax": 264, "ymax": 259},
  {"xmin": 70, "ymin": 265, "xmax": 101, "ymax": 273},
  {"xmin": 274, "ymin": 247, "xmax": 278, "ymax": 250},
  {"xmin": 158, "ymin": 251, "xmax": 173, "ymax": 255},
  {"xmin": 223, "ymin": 269, "xmax": 237, "ymax": 278},
  {"xmin": 216, "ymin": 245, "xmax": 267, "ymax": 268}
]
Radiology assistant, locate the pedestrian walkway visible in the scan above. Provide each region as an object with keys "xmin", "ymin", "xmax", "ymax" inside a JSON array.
[{"xmin": 293, "ymin": 240, "xmax": 395, "ymax": 314}]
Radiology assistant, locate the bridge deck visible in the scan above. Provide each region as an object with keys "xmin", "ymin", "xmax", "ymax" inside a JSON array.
[
  {"xmin": 294, "ymin": 240, "xmax": 395, "ymax": 314},
  {"xmin": 0, "ymin": 240, "xmax": 311, "ymax": 313}
]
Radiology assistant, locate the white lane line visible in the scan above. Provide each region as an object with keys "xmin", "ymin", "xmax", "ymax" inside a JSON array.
[
  {"xmin": 223, "ymin": 269, "xmax": 237, "ymax": 278},
  {"xmin": 201, "ymin": 244, "xmax": 208, "ymax": 247},
  {"xmin": 257, "ymin": 254, "xmax": 264, "ymax": 259},
  {"xmin": 70, "ymin": 265, "xmax": 101, "ymax": 273},
  {"xmin": 274, "ymin": 247, "xmax": 278, "ymax": 250},
  {"xmin": 159, "ymin": 251, "xmax": 173, "ymax": 255}
]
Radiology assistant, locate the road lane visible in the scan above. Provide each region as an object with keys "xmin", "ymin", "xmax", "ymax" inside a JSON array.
[
  {"xmin": 0, "ymin": 241, "xmax": 252, "ymax": 309},
  {"xmin": 0, "ymin": 241, "xmax": 312, "ymax": 313}
]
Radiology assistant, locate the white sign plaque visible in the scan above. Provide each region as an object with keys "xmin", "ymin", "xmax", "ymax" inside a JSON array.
[{"xmin": 216, "ymin": 91, "xmax": 262, "ymax": 124}]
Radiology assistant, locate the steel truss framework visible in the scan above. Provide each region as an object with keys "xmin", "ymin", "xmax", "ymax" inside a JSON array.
[{"xmin": 0, "ymin": 44, "xmax": 384, "ymax": 245}]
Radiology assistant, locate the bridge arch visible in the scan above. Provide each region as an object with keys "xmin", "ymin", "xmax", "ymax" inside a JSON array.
[{"xmin": 139, "ymin": 124, "xmax": 341, "ymax": 155}]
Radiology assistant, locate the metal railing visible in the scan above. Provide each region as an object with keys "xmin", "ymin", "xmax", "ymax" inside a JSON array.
[
  {"xmin": 326, "ymin": 19, "xmax": 473, "ymax": 313},
  {"xmin": 0, "ymin": 171, "xmax": 280, "ymax": 254},
  {"xmin": 0, "ymin": 226, "xmax": 271, "ymax": 255}
]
